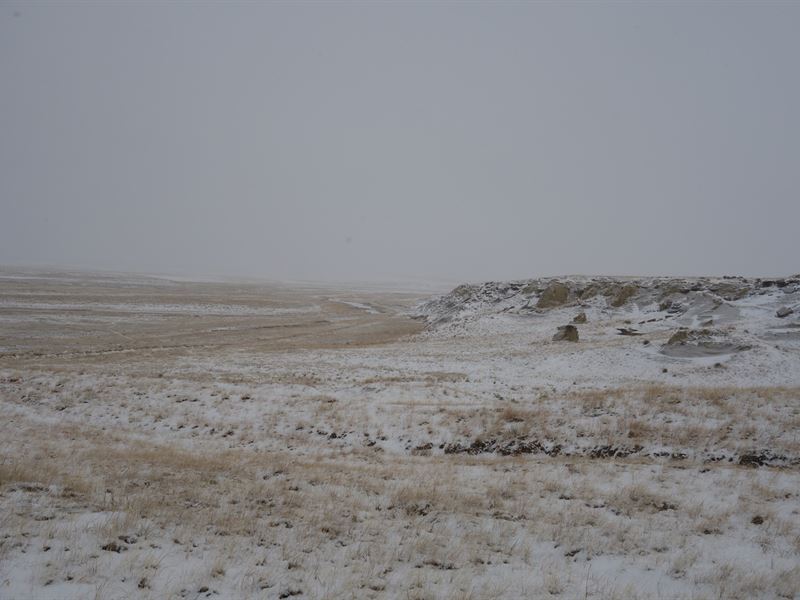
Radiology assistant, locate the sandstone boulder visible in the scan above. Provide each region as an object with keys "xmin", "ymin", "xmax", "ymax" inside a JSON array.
[
  {"xmin": 667, "ymin": 329, "xmax": 690, "ymax": 345},
  {"xmin": 553, "ymin": 325, "xmax": 579, "ymax": 342}
]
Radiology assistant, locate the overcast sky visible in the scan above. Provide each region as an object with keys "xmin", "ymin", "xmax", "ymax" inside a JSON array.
[{"xmin": 1, "ymin": 1, "xmax": 798, "ymax": 283}]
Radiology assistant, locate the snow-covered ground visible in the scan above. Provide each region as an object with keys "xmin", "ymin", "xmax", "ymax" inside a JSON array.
[{"xmin": 1, "ymin": 269, "xmax": 799, "ymax": 599}]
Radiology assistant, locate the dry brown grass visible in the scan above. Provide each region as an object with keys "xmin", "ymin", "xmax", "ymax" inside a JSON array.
[{"xmin": 2, "ymin": 409, "xmax": 799, "ymax": 599}]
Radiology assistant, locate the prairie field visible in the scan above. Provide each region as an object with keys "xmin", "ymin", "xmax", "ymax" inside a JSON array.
[{"xmin": 1, "ymin": 269, "xmax": 799, "ymax": 599}]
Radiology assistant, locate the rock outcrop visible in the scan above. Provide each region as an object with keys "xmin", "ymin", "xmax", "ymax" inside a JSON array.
[
  {"xmin": 413, "ymin": 275, "xmax": 800, "ymax": 329},
  {"xmin": 610, "ymin": 284, "xmax": 639, "ymax": 307},
  {"xmin": 537, "ymin": 282, "xmax": 570, "ymax": 309}
]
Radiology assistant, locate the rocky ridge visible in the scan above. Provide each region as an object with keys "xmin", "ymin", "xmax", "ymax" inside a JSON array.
[
  {"xmin": 415, "ymin": 275, "xmax": 800, "ymax": 326},
  {"xmin": 414, "ymin": 274, "xmax": 800, "ymax": 358}
]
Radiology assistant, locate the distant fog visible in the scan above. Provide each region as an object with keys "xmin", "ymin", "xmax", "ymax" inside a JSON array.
[{"xmin": 2, "ymin": 1, "xmax": 798, "ymax": 283}]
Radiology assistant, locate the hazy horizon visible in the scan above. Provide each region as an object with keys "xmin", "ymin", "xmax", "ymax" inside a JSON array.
[
  {"xmin": 2, "ymin": 260, "xmax": 798, "ymax": 290},
  {"xmin": 2, "ymin": 1, "xmax": 799, "ymax": 283}
]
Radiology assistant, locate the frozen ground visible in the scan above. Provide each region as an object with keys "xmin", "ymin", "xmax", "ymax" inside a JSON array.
[{"xmin": 1, "ymin": 268, "xmax": 799, "ymax": 599}]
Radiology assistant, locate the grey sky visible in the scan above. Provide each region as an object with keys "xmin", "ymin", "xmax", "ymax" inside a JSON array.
[{"xmin": 1, "ymin": 1, "xmax": 798, "ymax": 283}]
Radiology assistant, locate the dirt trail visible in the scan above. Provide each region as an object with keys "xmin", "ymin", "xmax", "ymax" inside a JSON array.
[{"xmin": 0, "ymin": 272, "xmax": 425, "ymax": 369}]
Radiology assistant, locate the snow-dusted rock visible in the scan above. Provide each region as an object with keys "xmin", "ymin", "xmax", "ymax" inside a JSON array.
[{"xmin": 552, "ymin": 324, "xmax": 579, "ymax": 342}]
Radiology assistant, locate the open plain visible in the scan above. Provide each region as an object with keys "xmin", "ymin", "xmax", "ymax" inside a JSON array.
[{"xmin": 1, "ymin": 268, "xmax": 799, "ymax": 599}]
